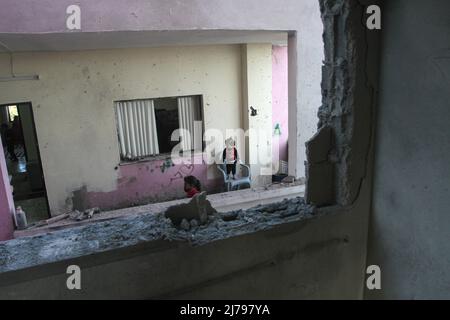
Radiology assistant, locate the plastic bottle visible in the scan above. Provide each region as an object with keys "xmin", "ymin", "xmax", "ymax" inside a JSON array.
[{"xmin": 15, "ymin": 206, "xmax": 28, "ymax": 230}]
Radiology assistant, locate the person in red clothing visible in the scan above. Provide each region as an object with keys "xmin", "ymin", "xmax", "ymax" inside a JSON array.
[{"xmin": 184, "ymin": 175, "xmax": 201, "ymax": 198}]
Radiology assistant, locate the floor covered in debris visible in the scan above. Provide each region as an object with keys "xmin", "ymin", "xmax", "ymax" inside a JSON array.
[{"xmin": 14, "ymin": 183, "xmax": 305, "ymax": 238}]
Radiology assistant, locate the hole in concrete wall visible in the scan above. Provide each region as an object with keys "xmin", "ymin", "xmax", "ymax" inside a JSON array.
[
  {"xmin": 0, "ymin": 2, "xmax": 380, "ymax": 287},
  {"xmin": 160, "ymin": 0, "xmax": 379, "ymax": 232},
  {"xmin": 0, "ymin": 0, "xmax": 378, "ymax": 247}
]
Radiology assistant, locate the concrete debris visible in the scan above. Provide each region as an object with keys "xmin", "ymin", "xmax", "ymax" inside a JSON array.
[
  {"xmin": 263, "ymin": 203, "xmax": 289, "ymax": 213},
  {"xmin": 165, "ymin": 192, "xmax": 217, "ymax": 227},
  {"xmin": 180, "ymin": 219, "xmax": 190, "ymax": 231},
  {"xmin": 45, "ymin": 213, "xmax": 70, "ymax": 224},
  {"xmin": 221, "ymin": 211, "xmax": 240, "ymax": 222},
  {"xmin": 26, "ymin": 213, "xmax": 71, "ymax": 230},
  {"xmin": 69, "ymin": 210, "xmax": 83, "ymax": 221},
  {"xmin": 190, "ymin": 219, "xmax": 199, "ymax": 228},
  {"xmin": 222, "ymin": 197, "xmax": 314, "ymax": 224},
  {"xmin": 281, "ymin": 176, "xmax": 296, "ymax": 184},
  {"xmin": 86, "ymin": 207, "xmax": 100, "ymax": 219},
  {"xmin": 0, "ymin": 196, "xmax": 316, "ymax": 273},
  {"xmin": 69, "ymin": 208, "xmax": 101, "ymax": 222}
]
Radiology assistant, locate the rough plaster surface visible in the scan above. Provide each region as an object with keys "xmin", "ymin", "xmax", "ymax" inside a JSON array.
[
  {"xmin": 367, "ymin": 0, "xmax": 450, "ymax": 299},
  {"xmin": 316, "ymin": 0, "xmax": 380, "ymax": 206},
  {"xmin": 305, "ymin": 126, "xmax": 334, "ymax": 206}
]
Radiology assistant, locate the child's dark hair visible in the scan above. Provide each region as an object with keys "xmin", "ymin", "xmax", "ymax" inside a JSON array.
[{"xmin": 184, "ymin": 175, "xmax": 201, "ymax": 191}]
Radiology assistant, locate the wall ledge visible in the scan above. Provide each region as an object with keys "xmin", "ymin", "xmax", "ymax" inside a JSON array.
[{"xmin": 0, "ymin": 197, "xmax": 346, "ymax": 279}]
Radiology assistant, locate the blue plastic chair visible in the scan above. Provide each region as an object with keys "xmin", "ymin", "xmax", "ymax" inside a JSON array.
[{"xmin": 217, "ymin": 160, "xmax": 251, "ymax": 192}]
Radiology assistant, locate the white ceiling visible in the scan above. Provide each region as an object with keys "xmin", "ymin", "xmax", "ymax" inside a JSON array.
[{"xmin": 0, "ymin": 30, "xmax": 288, "ymax": 53}]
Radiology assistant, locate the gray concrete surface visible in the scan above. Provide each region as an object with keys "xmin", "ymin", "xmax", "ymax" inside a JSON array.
[
  {"xmin": 0, "ymin": 201, "xmax": 370, "ymax": 299},
  {"xmin": 367, "ymin": 0, "xmax": 450, "ymax": 299}
]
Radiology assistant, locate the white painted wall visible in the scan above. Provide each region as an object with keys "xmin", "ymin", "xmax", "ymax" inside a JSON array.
[
  {"xmin": 241, "ymin": 44, "xmax": 273, "ymax": 186},
  {"xmin": 0, "ymin": 45, "xmax": 269, "ymax": 214}
]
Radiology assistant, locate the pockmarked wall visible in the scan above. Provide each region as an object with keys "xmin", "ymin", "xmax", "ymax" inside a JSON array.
[
  {"xmin": 241, "ymin": 44, "xmax": 273, "ymax": 186},
  {"xmin": 367, "ymin": 0, "xmax": 450, "ymax": 299},
  {"xmin": 272, "ymin": 46, "xmax": 288, "ymax": 164},
  {"xmin": 0, "ymin": 45, "xmax": 253, "ymax": 214}
]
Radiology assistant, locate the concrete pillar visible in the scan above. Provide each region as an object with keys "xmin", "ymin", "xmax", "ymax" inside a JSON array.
[
  {"xmin": 0, "ymin": 137, "xmax": 15, "ymax": 241},
  {"xmin": 241, "ymin": 44, "xmax": 273, "ymax": 187},
  {"xmin": 288, "ymin": 34, "xmax": 299, "ymax": 178}
]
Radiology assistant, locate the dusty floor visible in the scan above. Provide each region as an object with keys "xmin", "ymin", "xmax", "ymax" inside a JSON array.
[{"xmin": 15, "ymin": 183, "xmax": 305, "ymax": 238}]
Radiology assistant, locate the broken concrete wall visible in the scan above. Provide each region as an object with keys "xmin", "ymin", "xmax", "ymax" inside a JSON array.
[
  {"xmin": 306, "ymin": 0, "xmax": 381, "ymax": 207},
  {"xmin": 0, "ymin": 0, "xmax": 382, "ymax": 299},
  {"xmin": 305, "ymin": 126, "xmax": 334, "ymax": 206},
  {"xmin": 0, "ymin": 201, "xmax": 369, "ymax": 299}
]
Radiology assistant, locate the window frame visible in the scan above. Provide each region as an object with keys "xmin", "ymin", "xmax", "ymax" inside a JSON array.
[{"xmin": 114, "ymin": 94, "xmax": 205, "ymax": 165}]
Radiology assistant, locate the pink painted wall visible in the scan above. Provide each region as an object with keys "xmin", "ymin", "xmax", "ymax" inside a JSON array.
[
  {"xmin": 272, "ymin": 46, "xmax": 289, "ymax": 164},
  {"xmin": 84, "ymin": 154, "xmax": 222, "ymax": 210},
  {"xmin": 0, "ymin": 138, "xmax": 15, "ymax": 241}
]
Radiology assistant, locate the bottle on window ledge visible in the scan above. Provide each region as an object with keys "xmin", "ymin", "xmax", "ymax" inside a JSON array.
[{"xmin": 15, "ymin": 206, "xmax": 28, "ymax": 230}]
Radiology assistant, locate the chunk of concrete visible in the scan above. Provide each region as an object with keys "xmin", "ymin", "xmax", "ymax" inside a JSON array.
[
  {"xmin": 306, "ymin": 125, "xmax": 332, "ymax": 163},
  {"xmin": 281, "ymin": 176, "xmax": 296, "ymax": 183},
  {"xmin": 165, "ymin": 192, "xmax": 217, "ymax": 226},
  {"xmin": 305, "ymin": 126, "xmax": 335, "ymax": 206},
  {"xmin": 180, "ymin": 219, "xmax": 190, "ymax": 231},
  {"xmin": 190, "ymin": 219, "xmax": 199, "ymax": 228}
]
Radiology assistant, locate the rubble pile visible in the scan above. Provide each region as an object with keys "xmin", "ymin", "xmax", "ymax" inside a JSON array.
[{"xmin": 0, "ymin": 197, "xmax": 315, "ymax": 273}]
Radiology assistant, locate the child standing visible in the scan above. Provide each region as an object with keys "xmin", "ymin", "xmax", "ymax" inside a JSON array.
[{"xmin": 222, "ymin": 138, "xmax": 239, "ymax": 179}]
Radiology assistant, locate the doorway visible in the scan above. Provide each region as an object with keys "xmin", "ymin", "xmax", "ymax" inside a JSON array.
[{"xmin": 0, "ymin": 102, "xmax": 50, "ymax": 224}]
